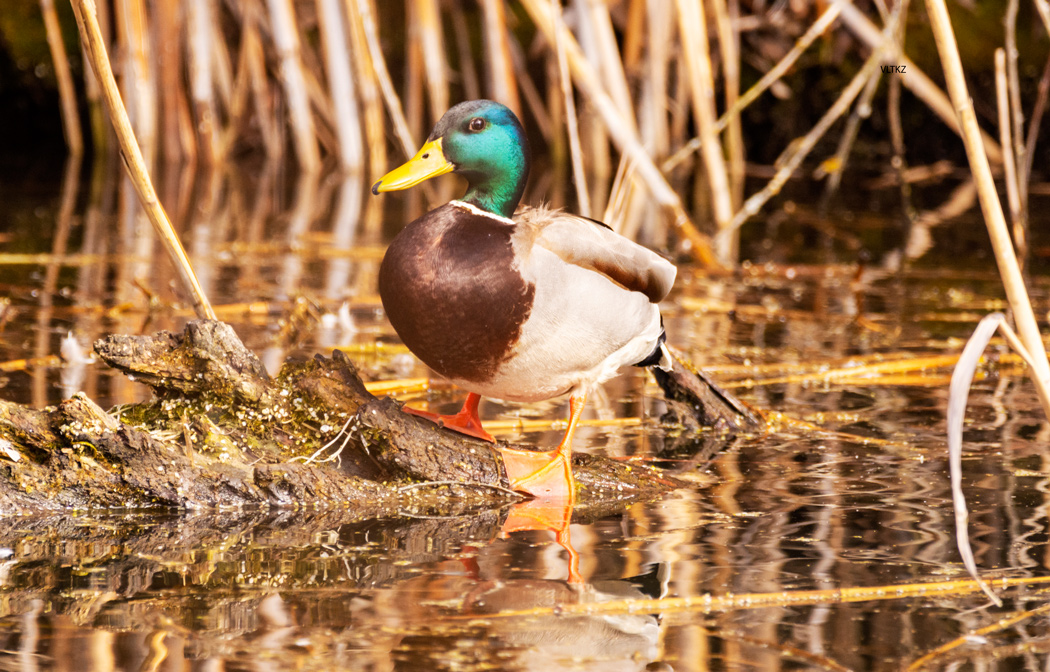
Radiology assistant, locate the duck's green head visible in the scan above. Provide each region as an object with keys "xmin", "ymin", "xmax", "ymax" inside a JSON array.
[{"xmin": 371, "ymin": 100, "xmax": 530, "ymax": 219}]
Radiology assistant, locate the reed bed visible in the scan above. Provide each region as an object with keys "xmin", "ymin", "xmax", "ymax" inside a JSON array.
[{"xmin": 40, "ymin": 0, "xmax": 1050, "ymax": 271}]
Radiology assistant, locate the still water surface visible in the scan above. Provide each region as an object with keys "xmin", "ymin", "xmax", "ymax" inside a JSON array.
[{"xmin": 0, "ymin": 159, "xmax": 1049, "ymax": 670}]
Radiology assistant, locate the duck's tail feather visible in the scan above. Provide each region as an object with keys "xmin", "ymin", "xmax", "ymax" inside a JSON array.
[{"xmin": 650, "ymin": 345, "xmax": 764, "ymax": 432}]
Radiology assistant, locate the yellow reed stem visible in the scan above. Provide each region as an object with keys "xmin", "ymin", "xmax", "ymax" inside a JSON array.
[
  {"xmin": 0, "ymin": 356, "xmax": 63, "ymax": 373},
  {"xmin": 363, "ymin": 378, "xmax": 431, "ymax": 395},
  {"xmin": 995, "ymin": 48, "xmax": 1025, "ymax": 255},
  {"xmin": 720, "ymin": 355, "xmax": 963, "ymax": 389},
  {"xmin": 467, "ymin": 574, "xmax": 1050, "ymax": 621},
  {"xmin": 468, "ymin": 417, "xmax": 642, "ymax": 435}
]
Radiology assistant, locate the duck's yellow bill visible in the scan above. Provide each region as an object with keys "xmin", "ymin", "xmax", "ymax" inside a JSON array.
[{"xmin": 371, "ymin": 139, "xmax": 454, "ymax": 194}]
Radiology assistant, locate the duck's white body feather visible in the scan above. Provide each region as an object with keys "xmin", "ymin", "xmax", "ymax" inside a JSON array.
[{"xmin": 442, "ymin": 203, "xmax": 676, "ymax": 402}]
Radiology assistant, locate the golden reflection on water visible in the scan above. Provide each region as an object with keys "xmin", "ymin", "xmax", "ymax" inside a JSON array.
[{"xmin": 1, "ymin": 160, "xmax": 1050, "ymax": 669}]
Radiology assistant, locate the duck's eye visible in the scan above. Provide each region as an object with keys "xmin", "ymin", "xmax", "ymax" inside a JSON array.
[{"xmin": 468, "ymin": 117, "xmax": 485, "ymax": 132}]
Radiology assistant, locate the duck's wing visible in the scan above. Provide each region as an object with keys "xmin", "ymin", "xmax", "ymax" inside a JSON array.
[{"xmin": 518, "ymin": 206, "xmax": 677, "ymax": 303}]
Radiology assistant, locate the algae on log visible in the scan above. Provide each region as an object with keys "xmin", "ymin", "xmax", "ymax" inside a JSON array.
[{"xmin": 0, "ymin": 321, "xmax": 759, "ymax": 514}]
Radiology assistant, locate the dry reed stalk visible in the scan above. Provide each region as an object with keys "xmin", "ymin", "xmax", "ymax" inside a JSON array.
[
  {"xmin": 551, "ymin": 0, "xmax": 591, "ymax": 218},
  {"xmin": 905, "ymin": 179, "xmax": 977, "ymax": 259},
  {"xmin": 820, "ymin": 0, "xmax": 905, "ymax": 200},
  {"xmin": 463, "ymin": 574, "xmax": 1050, "ymax": 621},
  {"xmin": 621, "ymin": 0, "xmax": 645, "ymax": 71},
  {"xmin": 211, "ymin": 10, "xmax": 234, "ymax": 111},
  {"xmin": 589, "ymin": 2, "xmax": 635, "ymax": 216},
  {"xmin": 225, "ymin": 19, "xmax": 253, "ymax": 152},
  {"xmin": 1037, "ymin": 0, "xmax": 1050, "ymax": 34},
  {"xmin": 70, "ymin": 0, "xmax": 216, "ymax": 321},
  {"xmin": 317, "ymin": 0, "xmax": 364, "ymax": 172},
  {"xmin": 603, "ymin": 156, "xmax": 633, "ymax": 232},
  {"xmin": 79, "ymin": 1, "xmax": 107, "ymax": 154},
  {"xmin": 405, "ymin": 3, "xmax": 425, "ymax": 143},
  {"xmin": 724, "ymin": 42, "xmax": 889, "ymax": 240},
  {"xmin": 662, "ymin": 3, "xmax": 842, "ymax": 175},
  {"xmin": 266, "ymin": 0, "xmax": 322, "ymax": 171},
  {"xmin": 720, "ymin": 354, "xmax": 963, "ymax": 389},
  {"xmin": 945, "ymin": 313, "xmax": 1032, "ymax": 607},
  {"xmin": 995, "ymin": 49, "xmax": 1026, "ymax": 257},
  {"xmin": 114, "ymin": 0, "xmax": 158, "ymax": 165},
  {"xmin": 300, "ymin": 41, "xmax": 343, "ymax": 159},
  {"xmin": 676, "ymin": 0, "xmax": 734, "ymax": 262},
  {"xmin": 833, "ymin": 0, "xmax": 1004, "ymax": 164},
  {"xmin": 344, "ymin": 0, "xmax": 385, "ymax": 178},
  {"xmin": 242, "ymin": 20, "xmax": 282, "ymax": 160},
  {"xmin": 320, "ymin": 342, "xmax": 411, "ymax": 356},
  {"xmin": 641, "ymin": 0, "xmax": 672, "ymax": 158},
  {"xmin": 480, "ymin": 416, "xmax": 642, "ymax": 435},
  {"xmin": 0, "ymin": 253, "xmax": 126, "ymax": 266},
  {"xmin": 925, "ymin": 0, "xmax": 1050, "ymax": 416},
  {"xmin": 519, "ymin": 0, "xmax": 719, "ymax": 267},
  {"xmin": 1004, "ymin": 0, "xmax": 1026, "ymax": 213},
  {"xmin": 577, "ymin": 0, "xmax": 635, "ymax": 128},
  {"xmin": 154, "ymin": 0, "xmax": 192, "ymax": 164},
  {"xmin": 213, "ymin": 241, "xmax": 387, "ymax": 259},
  {"xmin": 363, "ymin": 378, "xmax": 431, "ymax": 395},
  {"xmin": 821, "ymin": 66, "xmax": 882, "ymax": 201},
  {"xmin": 707, "ymin": 349, "xmax": 962, "ymax": 379},
  {"xmin": 479, "ymin": 0, "xmax": 520, "ymax": 115},
  {"xmin": 449, "ymin": 3, "xmax": 480, "ymax": 101},
  {"xmin": 416, "ymin": 0, "xmax": 449, "ymax": 123},
  {"xmin": 187, "ymin": 0, "xmax": 221, "ymax": 164},
  {"xmin": 543, "ymin": 55, "xmax": 568, "ymax": 207},
  {"xmin": 571, "ymin": 5, "xmax": 610, "ymax": 217},
  {"xmin": 606, "ymin": 0, "xmax": 673, "ymax": 237},
  {"xmin": 40, "ymin": 0, "xmax": 83, "ymax": 157},
  {"xmin": 711, "ymin": 0, "xmax": 744, "ymax": 209},
  {"xmin": 0, "ymin": 356, "xmax": 63, "ymax": 373},
  {"xmin": 887, "ymin": 45, "xmax": 914, "ymax": 219},
  {"xmin": 356, "ymin": 0, "xmax": 417, "ymax": 158},
  {"xmin": 507, "ymin": 36, "xmax": 553, "ymax": 140}
]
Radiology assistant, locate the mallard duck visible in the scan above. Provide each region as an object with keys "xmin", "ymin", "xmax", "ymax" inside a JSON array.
[{"xmin": 372, "ymin": 100, "xmax": 675, "ymax": 500}]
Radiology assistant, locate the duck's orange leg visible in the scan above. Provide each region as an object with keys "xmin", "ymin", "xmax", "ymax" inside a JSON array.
[
  {"xmin": 499, "ymin": 392, "xmax": 585, "ymax": 502},
  {"xmin": 404, "ymin": 392, "xmax": 494, "ymax": 442}
]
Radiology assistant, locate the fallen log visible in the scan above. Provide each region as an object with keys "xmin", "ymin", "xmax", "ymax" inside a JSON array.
[{"xmin": 0, "ymin": 320, "xmax": 760, "ymax": 514}]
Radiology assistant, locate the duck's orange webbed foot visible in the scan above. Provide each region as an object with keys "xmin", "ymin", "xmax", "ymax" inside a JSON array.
[
  {"xmin": 498, "ymin": 391, "xmax": 585, "ymax": 502},
  {"xmin": 404, "ymin": 392, "xmax": 495, "ymax": 442},
  {"xmin": 500, "ymin": 445, "xmax": 576, "ymax": 500}
]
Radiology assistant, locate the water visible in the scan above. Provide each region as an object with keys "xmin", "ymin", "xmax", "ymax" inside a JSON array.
[{"xmin": 1, "ymin": 156, "xmax": 1049, "ymax": 670}]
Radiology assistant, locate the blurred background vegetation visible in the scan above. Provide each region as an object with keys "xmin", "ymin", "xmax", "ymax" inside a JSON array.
[{"xmin": 1, "ymin": 0, "xmax": 1048, "ymax": 267}]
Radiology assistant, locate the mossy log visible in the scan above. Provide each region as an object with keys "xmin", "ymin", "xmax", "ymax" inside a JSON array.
[{"xmin": 0, "ymin": 321, "xmax": 760, "ymax": 514}]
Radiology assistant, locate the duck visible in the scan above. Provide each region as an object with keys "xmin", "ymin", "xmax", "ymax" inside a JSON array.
[{"xmin": 371, "ymin": 99, "xmax": 675, "ymax": 501}]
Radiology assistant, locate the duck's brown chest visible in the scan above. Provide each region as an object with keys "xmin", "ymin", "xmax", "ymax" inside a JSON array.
[{"xmin": 378, "ymin": 206, "xmax": 535, "ymax": 383}]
